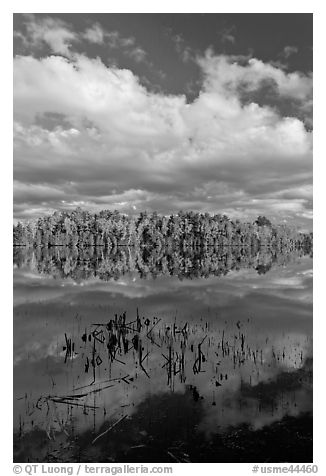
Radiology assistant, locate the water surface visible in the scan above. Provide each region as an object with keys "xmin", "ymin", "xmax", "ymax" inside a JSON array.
[{"xmin": 13, "ymin": 246, "xmax": 313, "ymax": 462}]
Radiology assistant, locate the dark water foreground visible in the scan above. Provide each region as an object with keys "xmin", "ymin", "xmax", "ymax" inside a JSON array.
[{"xmin": 13, "ymin": 246, "xmax": 313, "ymax": 463}]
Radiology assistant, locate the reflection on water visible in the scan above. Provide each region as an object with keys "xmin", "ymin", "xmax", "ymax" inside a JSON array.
[
  {"xmin": 14, "ymin": 245, "xmax": 312, "ymax": 281},
  {"xmin": 13, "ymin": 246, "xmax": 313, "ymax": 462}
]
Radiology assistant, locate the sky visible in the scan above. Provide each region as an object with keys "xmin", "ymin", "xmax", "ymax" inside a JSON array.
[{"xmin": 13, "ymin": 13, "xmax": 313, "ymax": 230}]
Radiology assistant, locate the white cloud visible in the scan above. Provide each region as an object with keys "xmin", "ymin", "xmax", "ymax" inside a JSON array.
[
  {"xmin": 197, "ymin": 50, "xmax": 312, "ymax": 102},
  {"xmin": 15, "ymin": 16, "xmax": 146, "ymax": 64},
  {"xmin": 82, "ymin": 23, "xmax": 137, "ymax": 51},
  {"xmin": 18, "ymin": 14, "xmax": 79, "ymax": 57},
  {"xmin": 13, "ymin": 49, "xmax": 312, "ymax": 226},
  {"xmin": 82, "ymin": 23, "xmax": 105, "ymax": 44}
]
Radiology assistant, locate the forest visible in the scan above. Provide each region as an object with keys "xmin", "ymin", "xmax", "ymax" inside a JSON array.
[{"xmin": 13, "ymin": 208, "xmax": 313, "ymax": 250}]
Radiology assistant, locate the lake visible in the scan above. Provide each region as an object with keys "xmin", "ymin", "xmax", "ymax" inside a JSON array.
[{"xmin": 13, "ymin": 246, "xmax": 313, "ymax": 463}]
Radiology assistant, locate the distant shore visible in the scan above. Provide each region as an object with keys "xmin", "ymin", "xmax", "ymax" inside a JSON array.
[{"xmin": 13, "ymin": 208, "xmax": 313, "ymax": 250}]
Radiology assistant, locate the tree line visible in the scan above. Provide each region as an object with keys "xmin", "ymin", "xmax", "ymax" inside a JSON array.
[{"xmin": 13, "ymin": 207, "xmax": 313, "ymax": 250}]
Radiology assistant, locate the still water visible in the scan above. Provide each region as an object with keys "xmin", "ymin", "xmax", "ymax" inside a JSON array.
[{"xmin": 13, "ymin": 246, "xmax": 313, "ymax": 462}]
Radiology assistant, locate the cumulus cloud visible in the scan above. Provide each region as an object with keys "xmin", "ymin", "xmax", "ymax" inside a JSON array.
[
  {"xmin": 197, "ymin": 50, "xmax": 313, "ymax": 130},
  {"xmin": 16, "ymin": 14, "xmax": 79, "ymax": 57},
  {"xmin": 197, "ymin": 50, "xmax": 312, "ymax": 102},
  {"xmin": 13, "ymin": 46, "xmax": 312, "ymax": 228},
  {"xmin": 15, "ymin": 15, "xmax": 147, "ymax": 65},
  {"xmin": 82, "ymin": 22, "xmax": 139, "ymax": 54},
  {"xmin": 82, "ymin": 23, "xmax": 105, "ymax": 44}
]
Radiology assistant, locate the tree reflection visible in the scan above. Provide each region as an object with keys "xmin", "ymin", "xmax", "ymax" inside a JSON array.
[{"xmin": 13, "ymin": 245, "xmax": 312, "ymax": 281}]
